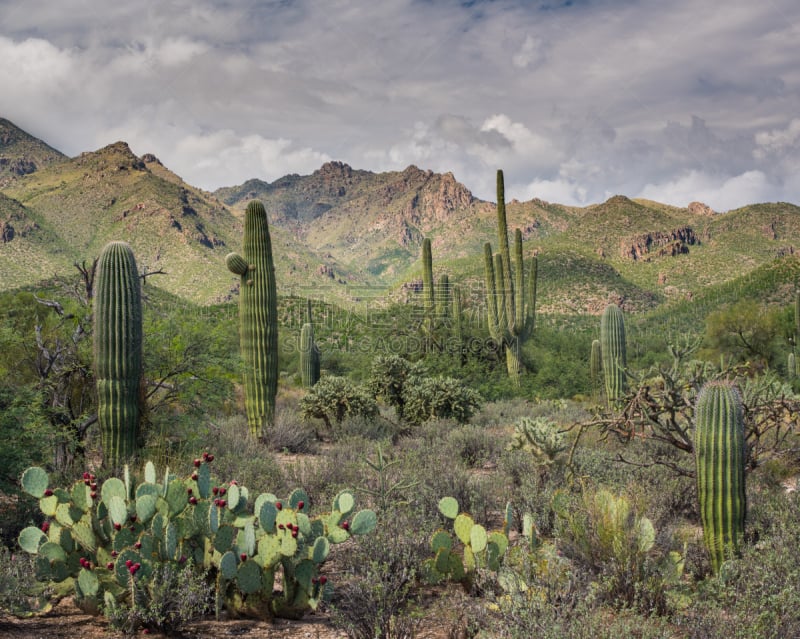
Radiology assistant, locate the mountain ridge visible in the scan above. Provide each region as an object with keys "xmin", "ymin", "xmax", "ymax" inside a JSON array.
[{"xmin": 1, "ymin": 117, "xmax": 798, "ymax": 314}]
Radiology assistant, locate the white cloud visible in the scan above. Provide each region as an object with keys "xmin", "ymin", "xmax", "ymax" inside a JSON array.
[
  {"xmin": 638, "ymin": 170, "xmax": 773, "ymax": 211},
  {"xmin": 512, "ymin": 34, "xmax": 546, "ymax": 69}
]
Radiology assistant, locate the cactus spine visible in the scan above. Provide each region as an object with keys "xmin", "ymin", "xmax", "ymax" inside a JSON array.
[
  {"xmin": 600, "ymin": 303, "xmax": 627, "ymax": 405},
  {"xmin": 694, "ymin": 381, "xmax": 746, "ymax": 574},
  {"xmin": 300, "ymin": 300, "xmax": 320, "ymax": 388},
  {"xmin": 94, "ymin": 241, "xmax": 143, "ymax": 468},
  {"xmin": 484, "ymin": 170, "xmax": 537, "ymax": 385},
  {"xmin": 226, "ymin": 200, "xmax": 278, "ymax": 436}
]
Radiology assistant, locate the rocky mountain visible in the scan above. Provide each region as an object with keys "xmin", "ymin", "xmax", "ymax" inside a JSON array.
[
  {"xmin": 1, "ymin": 117, "xmax": 799, "ymax": 314},
  {"xmin": 0, "ymin": 118, "xmax": 67, "ymax": 188}
]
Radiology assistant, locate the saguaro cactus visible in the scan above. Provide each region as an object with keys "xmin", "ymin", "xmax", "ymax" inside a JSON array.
[
  {"xmin": 600, "ymin": 303, "xmax": 627, "ymax": 405},
  {"xmin": 484, "ymin": 170, "xmax": 537, "ymax": 384},
  {"xmin": 94, "ymin": 241, "xmax": 143, "ymax": 467},
  {"xmin": 590, "ymin": 339, "xmax": 602, "ymax": 390},
  {"xmin": 226, "ymin": 200, "xmax": 278, "ymax": 436},
  {"xmin": 694, "ymin": 381, "xmax": 746, "ymax": 574},
  {"xmin": 300, "ymin": 300, "xmax": 320, "ymax": 388}
]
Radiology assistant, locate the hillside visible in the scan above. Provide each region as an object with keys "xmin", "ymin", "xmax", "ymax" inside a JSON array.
[
  {"xmin": 1, "ymin": 117, "xmax": 799, "ymax": 314},
  {"xmin": 0, "ymin": 118, "xmax": 67, "ymax": 188}
]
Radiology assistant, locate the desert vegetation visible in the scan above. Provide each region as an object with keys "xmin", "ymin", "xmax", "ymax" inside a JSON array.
[{"xmin": 3, "ymin": 169, "xmax": 800, "ymax": 639}]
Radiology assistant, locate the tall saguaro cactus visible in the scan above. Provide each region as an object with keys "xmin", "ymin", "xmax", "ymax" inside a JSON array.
[
  {"xmin": 694, "ymin": 381, "xmax": 746, "ymax": 574},
  {"xmin": 484, "ymin": 170, "xmax": 537, "ymax": 384},
  {"xmin": 226, "ymin": 200, "xmax": 278, "ymax": 437},
  {"xmin": 301, "ymin": 299, "xmax": 321, "ymax": 388},
  {"xmin": 600, "ymin": 303, "xmax": 627, "ymax": 405},
  {"xmin": 94, "ymin": 241, "xmax": 143, "ymax": 467}
]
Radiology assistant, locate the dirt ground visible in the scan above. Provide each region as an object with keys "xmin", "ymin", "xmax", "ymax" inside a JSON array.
[{"xmin": 1, "ymin": 594, "xmax": 458, "ymax": 638}]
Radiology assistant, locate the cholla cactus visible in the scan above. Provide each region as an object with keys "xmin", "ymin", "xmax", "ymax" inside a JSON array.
[{"xmin": 508, "ymin": 416, "xmax": 567, "ymax": 465}]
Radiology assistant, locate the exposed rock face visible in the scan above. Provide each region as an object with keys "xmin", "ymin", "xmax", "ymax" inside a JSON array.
[
  {"xmin": 688, "ymin": 201, "xmax": 715, "ymax": 216},
  {"xmin": 0, "ymin": 157, "xmax": 37, "ymax": 176},
  {"xmin": 620, "ymin": 226, "xmax": 699, "ymax": 260}
]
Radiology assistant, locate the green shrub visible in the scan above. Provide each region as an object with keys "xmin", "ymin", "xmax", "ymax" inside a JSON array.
[
  {"xmin": 402, "ymin": 376, "xmax": 482, "ymax": 426},
  {"xmin": 299, "ymin": 376, "xmax": 378, "ymax": 435}
]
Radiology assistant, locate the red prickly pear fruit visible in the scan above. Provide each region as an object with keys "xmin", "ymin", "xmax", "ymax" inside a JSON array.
[
  {"xmin": 90, "ymin": 482, "xmax": 98, "ymax": 491},
  {"xmin": 219, "ymin": 487, "xmax": 226, "ymax": 496},
  {"xmin": 84, "ymin": 479, "xmax": 91, "ymax": 486},
  {"xmin": 111, "ymin": 551, "xmax": 118, "ymax": 558},
  {"xmin": 275, "ymin": 502, "xmax": 282, "ymax": 510},
  {"xmin": 129, "ymin": 514, "xmax": 137, "ymax": 522},
  {"xmin": 178, "ymin": 555, "xmax": 187, "ymax": 564},
  {"xmin": 143, "ymin": 629, "xmax": 151, "ymax": 635},
  {"xmin": 291, "ymin": 530, "xmax": 298, "ymax": 538},
  {"xmin": 312, "ymin": 576, "xmax": 318, "ymax": 584},
  {"xmin": 43, "ymin": 488, "xmax": 53, "ymax": 497},
  {"xmin": 202, "ymin": 452, "xmax": 209, "ymax": 461},
  {"xmin": 212, "ymin": 487, "xmax": 219, "ymax": 495},
  {"xmin": 191, "ymin": 472, "xmax": 198, "ymax": 481},
  {"xmin": 129, "ymin": 566, "xmax": 137, "ymax": 575},
  {"xmin": 83, "ymin": 472, "xmax": 90, "ymax": 480},
  {"xmin": 193, "ymin": 458, "xmax": 201, "ymax": 467},
  {"xmin": 240, "ymin": 553, "xmax": 247, "ymax": 561},
  {"xmin": 189, "ymin": 496, "xmax": 198, "ymax": 505},
  {"xmin": 134, "ymin": 542, "xmax": 142, "ymax": 550},
  {"xmin": 297, "ymin": 501, "xmax": 305, "ymax": 510},
  {"xmin": 125, "ymin": 560, "xmax": 133, "ymax": 568},
  {"xmin": 90, "ymin": 492, "xmax": 97, "ymax": 499},
  {"xmin": 187, "ymin": 488, "xmax": 193, "ymax": 495},
  {"xmin": 129, "ymin": 526, "xmax": 136, "ymax": 532},
  {"xmin": 278, "ymin": 524, "xmax": 285, "ymax": 530},
  {"xmin": 41, "ymin": 521, "xmax": 50, "ymax": 533},
  {"xmin": 341, "ymin": 521, "xmax": 350, "ymax": 531},
  {"xmin": 207, "ymin": 454, "xmax": 215, "ymax": 462},
  {"xmin": 219, "ymin": 499, "xmax": 227, "ymax": 508},
  {"xmin": 114, "ymin": 523, "xmax": 122, "ymax": 531},
  {"xmin": 230, "ymin": 480, "xmax": 238, "ymax": 486},
  {"xmin": 107, "ymin": 562, "xmax": 114, "ymax": 570},
  {"xmin": 319, "ymin": 575, "xmax": 328, "ymax": 585},
  {"xmin": 89, "ymin": 474, "xmax": 95, "ymax": 481}
]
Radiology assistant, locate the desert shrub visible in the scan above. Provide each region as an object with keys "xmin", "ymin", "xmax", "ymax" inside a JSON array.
[
  {"xmin": 193, "ymin": 415, "xmax": 288, "ymax": 496},
  {"xmin": 262, "ymin": 407, "xmax": 318, "ymax": 453},
  {"xmin": 366, "ymin": 354, "xmax": 426, "ymax": 421},
  {"xmin": 553, "ymin": 485, "xmax": 670, "ymax": 615},
  {"xmin": 105, "ymin": 561, "xmax": 212, "ymax": 635},
  {"xmin": 0, "ymin": 544, "xmax": 47, "ymax": 617},
  {"xmin": 445, "ymin": 424, "xmax": 502, "ymax": 468},
  {"xmin": 333, "ymin": 413, "xmax": 399, "ymax": 442},
  {"xmin": 330, "ymin": 509, "xmax": 430, "ymax": 639}
]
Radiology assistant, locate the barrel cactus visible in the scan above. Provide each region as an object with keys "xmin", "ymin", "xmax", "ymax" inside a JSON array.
[
  {"xmin": 694, "ymin": 381, "xmax": 746, "ymax": 574},
  {"xmin": 600, "ymin": 303, "xmax": 627, "ymax": 406},
  {"xmin": 226, "ymin": 200, "xmax": 278, "ymax": 436},
  {"xmin": 94, "ymin": 241, "xmax": 143, "ymax": 468}
]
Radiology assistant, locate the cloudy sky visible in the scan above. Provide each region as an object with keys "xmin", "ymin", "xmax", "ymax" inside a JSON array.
[{"xmin": 1, "ymin": 0, "xmax": 798, "ymax": 210}]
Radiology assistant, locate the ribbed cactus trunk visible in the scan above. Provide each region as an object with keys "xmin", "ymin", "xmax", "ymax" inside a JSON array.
[
  {"xmin": 300, "ymin": 300, "xmax": 320, "ymax": 388},
  {"xmin": 226, "ymin": 200, "xmax": 278, "ymax": 437},
  {"xmin": 452, "ymin": 285, "xmax": 465, "ymax": 365},
  {"xmin": 600, "ymin": 303, "xmax": 627, "ymax": 406},
  {"xmin": 789, "ymin": 352, "xmax": 796, "ymax": 379},
  {"xmin": 483, "ymin": 170, "xmax": 537, "ymax": 386},
  {"xmin": 436, "ymin": 273, "xmax": 450, "ymax": 322},
  {"xmin": 421, "ymin": 237, "xmax": 435, "ymax": 349},
  {"xmin": 590, "ymin": 339, "xmax": 602, "ymax": 391},
  {"xmin": 694, "ymin": 381, "xmax": 746, "ymax": 574},
  {"xmin": 94, "ymin": 241, "xmax": 143, "ymax": 468}
]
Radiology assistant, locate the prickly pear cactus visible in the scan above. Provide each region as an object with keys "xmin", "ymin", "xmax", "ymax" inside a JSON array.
[
  {"xmin": 17, "ymin": 457, "xmax": 377, "ymax": 622},
  {"xmin": 424, "ymin": 496, "xmax": 509, "ymax": 591}
]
